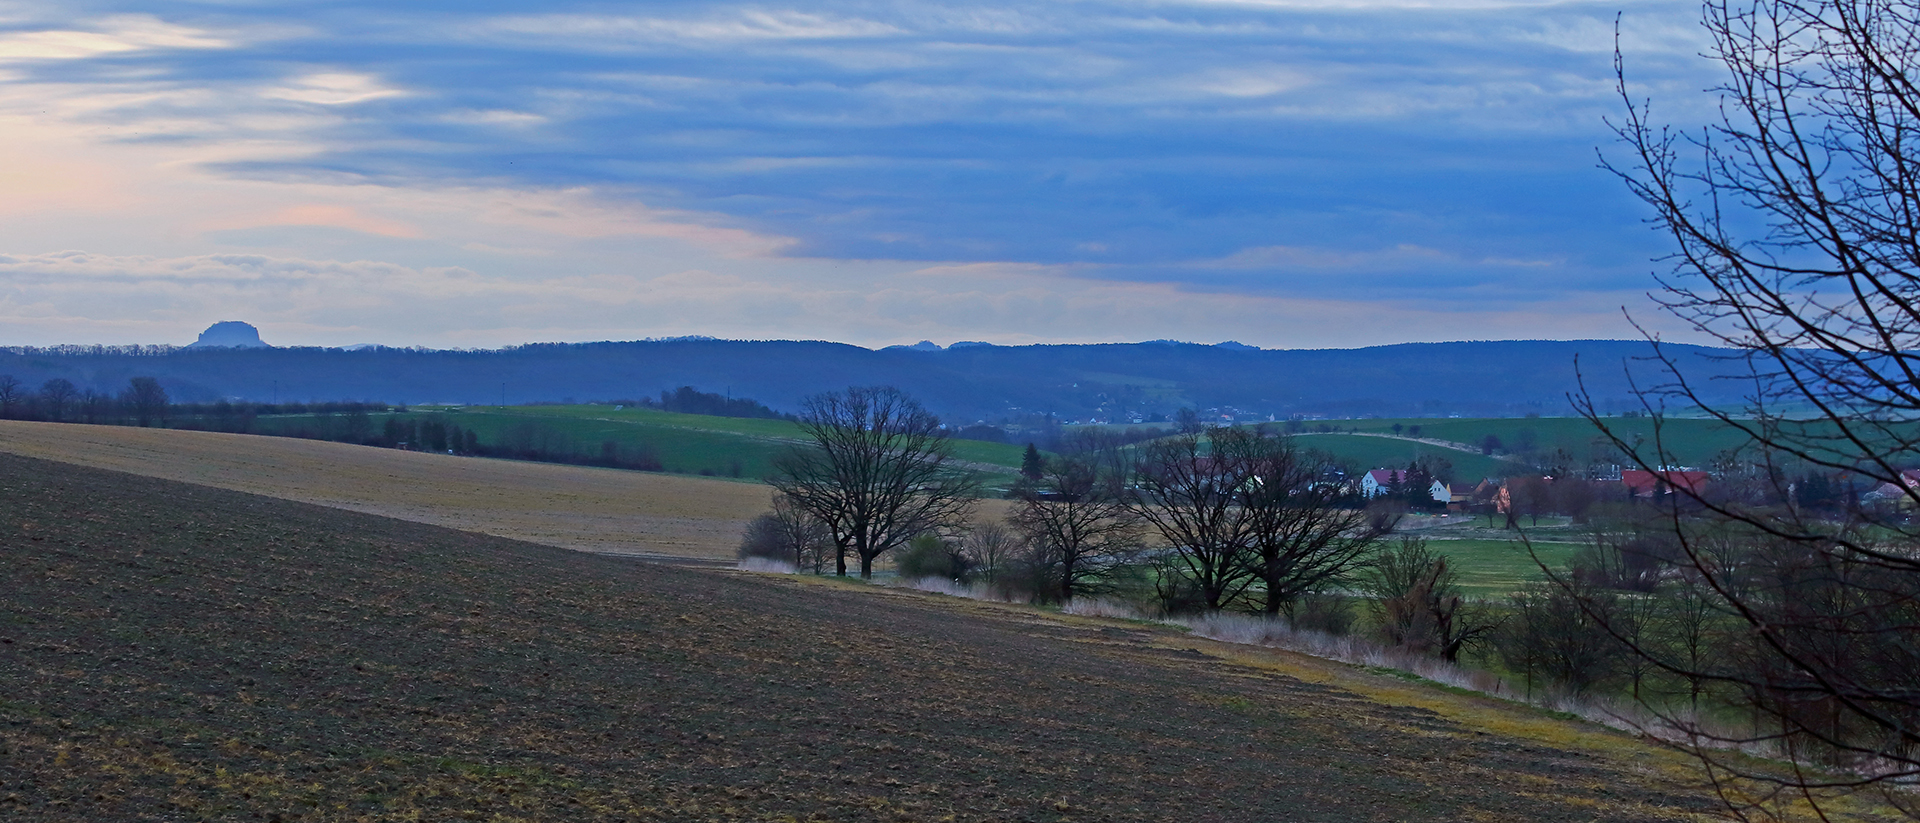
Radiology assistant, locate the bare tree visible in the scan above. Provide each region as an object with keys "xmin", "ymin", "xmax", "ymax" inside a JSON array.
[
  {"xmin": 739, "ymin": 513, "xmax": 794, "ymax": 564},
  {"xmin": 1553, "ymin": 477, "xmax": 1602, "ymax": 523},
  {"xmin": 962, "ymin": 521, "xmax": 1022, "ymax": 583},
  {"xmin": 770, "ymin": 386, "xmax": 977, "ymax": 578},
  {"xmin": 1496, "ymin": 574, "xmax": 1630, "ymax": 698},
  {"xmin": 1238, "ymin": 432, "xmax": 1386, "ymax": 617},
  {"xmin": 1010, "ymin": 447, "xmax": 1140, "ymax": 603},
  {"xmin": 1592, "ymin": 0, "xmax": 1920, "ymax": 812},
  {"xmin": 38, "ymin": 379, "xmax": 77, "ymax": 423},
  {"xmin": 120, "ymin": 377, "xmax": 168, "ymax": 427},
  {"xmin": 1129, "ymin": 428, "xmax": 1253, "ymax": 610},
  {"xmin": 1362, "ymin": 537, "xmax": 1495, "ymax": 662},
  {"xmin": 0, "ymin": 374, "xmax": 19, "ymax": 419},
  {"xmin": 739, "ymin": 494, "xmax": 832, "ymax": 573},
  {"xmin": 1504, "ymin": 475, "xmax": 1552, "ymax": 528}
]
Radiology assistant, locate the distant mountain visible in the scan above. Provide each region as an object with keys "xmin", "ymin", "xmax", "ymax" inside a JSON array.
[
  {"xmin": 0, "ymin": 338, "xmax": 1744, "ymax": 421},
  {"xmin": 185, "ymin": 321, "xmax": 269, "ymax": 349}
]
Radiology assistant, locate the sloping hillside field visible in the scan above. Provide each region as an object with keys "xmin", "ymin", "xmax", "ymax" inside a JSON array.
[
  {"xmin": 0, "ymin": 421, "xmax": 768, "ymax": 559},
  {"xmin": 0, "ymin": 454, "xmax": 1734, "ymax": 821}
]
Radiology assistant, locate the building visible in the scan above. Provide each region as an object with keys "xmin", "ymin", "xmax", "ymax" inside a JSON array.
[
  {"xmin": 1361, "ymin": 468, "xmax": 1449, "ymax": 504},
  {"xmin": 1445, "ymin": 482, "xmax": 1481, "ymax": 511},
  {"xmin": 1621, "ymin": 469, "xmax": 1710, "ymax": 499}
]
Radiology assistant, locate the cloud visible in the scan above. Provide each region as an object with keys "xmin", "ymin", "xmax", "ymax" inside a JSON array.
[
  {"xmin": 0, "ymin": 14, "xmax": 228, "ymax": 61},
  {"xmin": 1183, "ymin": 0, "xmax": 1584, "ymax": 9},
  {"xmin": 214, "ymin": 205, "xmax": 423, "ymax": 239},
  {"xmin": 265, "ymin": 72, "xmax": 405, "ymax": 106},
  {"xmin": 0, "ymin": 248, "xmax": 1683, "ymax": 349},
  {"xmin": 470, "ymin": 11, "xmax": 905, "ymax": 47},
  {"xmin": 0, "ymin": 0, "xmax": 1726, "ymax": 347}
]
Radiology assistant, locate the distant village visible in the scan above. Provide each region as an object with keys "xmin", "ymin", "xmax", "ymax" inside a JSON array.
[
  {"xmin": 1352, "ymin": 462, "xmax": 1920, "ymax": 519},
  {"xmin": 1357, "ymin": 466, "xmax": 1718, "ymax": 523}
]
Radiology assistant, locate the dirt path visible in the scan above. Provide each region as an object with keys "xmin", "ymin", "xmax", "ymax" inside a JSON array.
[{"xmin": 1332, "ymin": 430, "xmax": 1526, "ymax": 463}]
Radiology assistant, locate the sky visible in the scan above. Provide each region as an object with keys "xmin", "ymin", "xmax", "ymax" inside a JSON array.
[{"xmin": 0, "ymin": 0, "xmax": 1723, "ymax": 350}]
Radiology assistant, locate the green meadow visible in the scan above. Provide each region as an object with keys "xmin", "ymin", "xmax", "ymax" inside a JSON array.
[
  {"xmin": 294, "ymin": 404, "xmax": 1034, "ymax": 485},
  {"xmin": 1420, "ymin": 537, "xmax": 1585, "ymax": 598},
  {"xmin": 1287, "ymin": 433, "xmax": 1513, "ymax": 484},
  {"xmin": 1333, "ymin": 416, "xmax": 1756, "ymax": 466}
]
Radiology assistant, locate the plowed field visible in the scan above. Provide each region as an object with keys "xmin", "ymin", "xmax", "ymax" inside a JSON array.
[
  {"xmin": 0, "ymin": 453, "xmax": 1729, "ymax": 821},
  {"xmin": 0, "ymin": 420, "xmax": 769, "ymax": 559}
]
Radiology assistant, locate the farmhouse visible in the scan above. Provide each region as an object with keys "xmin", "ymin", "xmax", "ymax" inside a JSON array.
[
  {"xmin": 1361, "ymin": 468, "xmax": 1449, "ymax": 504},
  {"xmin": 1621, "ymin": 469, "xmax": 1710, "ymax": 499}
]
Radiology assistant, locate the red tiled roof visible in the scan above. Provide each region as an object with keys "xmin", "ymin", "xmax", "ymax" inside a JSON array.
[{"xmin": 1622, "ymin": 469, "xmax": 1710, "ymax": 496}]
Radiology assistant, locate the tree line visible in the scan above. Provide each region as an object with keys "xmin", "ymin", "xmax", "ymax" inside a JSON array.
[
  {"xmin": 599, "ymin": 385, "xmax": 792, "ymax": 421},
  {"xmin": 749, "ymin": 388, "xmax": 1633, "ymax": 691},
  {"xmin": 742, "ymin": 387, "xmax": 1424, "ymax": 624},
  {"xmin": 0, "ymin": 375, "xmax": 179, "ymax": 427},
  {"xmin": 0, "ymin": 374, "xmax": 690, "ymax": 474}
]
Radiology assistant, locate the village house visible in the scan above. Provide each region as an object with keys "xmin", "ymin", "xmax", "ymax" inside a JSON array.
[
  {"xmin": 1445, "ymin": 481, "xmax": 1482, "ymax": 511},
  {"xmin": 1361, "ymin": 468, "xmax": 1449, "ymax": 504},
  {"xmin": 1621, "ymin": 469, "xmax": 1710, "ymax": 499}
]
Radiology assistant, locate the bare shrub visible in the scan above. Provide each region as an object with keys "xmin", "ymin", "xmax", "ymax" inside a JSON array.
[
  {"xmin": 1361, "ymin": 536, "xmax": 1496, "ymax": 662},
  {"xmin": 737, "ymin": 494, "xmax": 831, "ymax": 573},
  {"xmin": 895, "ymin": 533, "xmax": 974, "ymax": 583},
  {"xmin": 1288, "ymin": 593, "xmax": 1356, "ymax": 637},
  {"xmin": 961, "ymin": 521, "xmax": 1021, "ymax": 583},
  {"xmin": 1495, "ymin": 577, "xmax": 1629, "ymax": 698}
]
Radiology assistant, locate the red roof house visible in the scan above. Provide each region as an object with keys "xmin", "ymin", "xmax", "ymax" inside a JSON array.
[{"xmin": 1622, "ymin": 469, "xmax": 1710, "ymax": 498}]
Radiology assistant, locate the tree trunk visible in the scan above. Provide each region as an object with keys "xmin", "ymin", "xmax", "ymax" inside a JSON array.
[
  {"xmin": 859, "ymin": 552, "xmax": 874, "ymax": 579},
  {"xmin": 1261, "ymin": 557, "xmax": 1282, "ymax": 616}
]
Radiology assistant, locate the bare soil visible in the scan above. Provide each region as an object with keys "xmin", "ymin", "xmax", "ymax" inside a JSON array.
[
  {"xmin": 0, "ymin": 421, "xmax": 771, "ymax": 559},
  {"xmin": 0, "ymin": 453, "xmax": 1725, "ymax": 821}
]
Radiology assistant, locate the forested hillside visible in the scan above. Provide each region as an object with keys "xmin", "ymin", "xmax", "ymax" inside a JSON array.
[{"xmin": 0, "ymin": 338, "xmax": 1750, "ymax": 421}]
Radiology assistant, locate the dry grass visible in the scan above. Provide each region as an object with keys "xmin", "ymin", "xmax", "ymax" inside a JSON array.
[{"xmin": 0, "ymin": 420, "xmax": 771, "ymax": 559}]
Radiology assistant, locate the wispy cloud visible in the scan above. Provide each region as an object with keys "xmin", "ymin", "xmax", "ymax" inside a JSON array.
[
  {"xmin": 0, "ymin": 248, "xmax": 1677, "ymax": 349},
  {"xmin": 471, "ymin": 11, "xmax": 907, "ymax": 47},
  {"xmin": 0, "ymin": 14, "xmax": 228, "ymax": 61},
  {"xmin": 265, "ymin": 72, "xmax": 405, "ymax": 106},
  {"xmin": 0, "ymin": 0, "xmax": 1719, "ymax": 347}
]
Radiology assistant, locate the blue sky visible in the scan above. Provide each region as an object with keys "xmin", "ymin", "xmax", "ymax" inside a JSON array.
[{"xmin": 0, "ymin": 0, "xmax": 1718, "ymax": 348}]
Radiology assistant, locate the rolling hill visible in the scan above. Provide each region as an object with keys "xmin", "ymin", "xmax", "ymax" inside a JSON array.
[
  {"xmin": 0, "ymin": 337, "xmax": 1756, "ymax": 421},
  {"xmin": 0, "ymin": 452, "xmax": 1728, "ymax": 821},
  {"xmin": 0, "ymin": 420, "xmax": 772, "ymax": 559}
]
